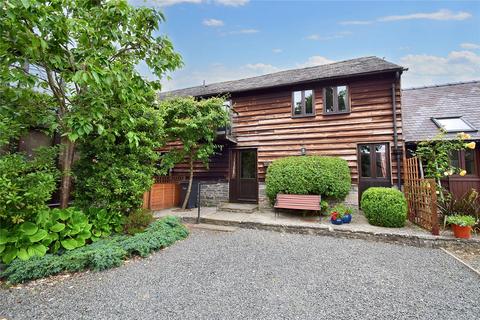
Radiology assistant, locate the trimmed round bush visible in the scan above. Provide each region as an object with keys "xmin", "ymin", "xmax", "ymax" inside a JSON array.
[
  {"xmin": 361, "ymin": 187, "xmax": 407, "ymax": 228},
  {"xmin": 265, "ymin": 156, "xmax": 351, "ymax": 204}
]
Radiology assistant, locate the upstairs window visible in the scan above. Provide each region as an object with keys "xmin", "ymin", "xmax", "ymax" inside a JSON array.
[
  {"xmin": 323, "ymin": 85, "xmax": 349, "ymax": 114},
  {"xmin": 292, "ymin": 90, "xmax": 314, "ymax": 117},
  {"xmin": 431, "ymin": 117, "xmax": 477, "ymax": 133}
]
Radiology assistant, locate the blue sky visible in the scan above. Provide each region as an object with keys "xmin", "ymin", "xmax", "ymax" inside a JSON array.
[{"xmin": 130, "ymin": 0, "xmax": 480, "ymax": 91}]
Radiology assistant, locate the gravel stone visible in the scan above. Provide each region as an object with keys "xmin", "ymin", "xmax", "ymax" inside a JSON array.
[{"xmin": 1, "ymin": 229, "xmax": 479, "ymax": 320}]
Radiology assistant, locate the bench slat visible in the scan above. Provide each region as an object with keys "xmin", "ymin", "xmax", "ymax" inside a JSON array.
[{"xmin": 274, "ymin": 194, "xmax": 321, "ymax": 211}]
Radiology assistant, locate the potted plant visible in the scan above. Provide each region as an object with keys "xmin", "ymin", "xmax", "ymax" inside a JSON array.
[
  {"xmin": 330, "ymin": 211, "xmax": 344, "ymax": 225},
  {"xmin": 446, "ymin": 215, "xmax": 476, "ymax": 239},
  {"xmin": 329, "ymin": 204, "xmax": 354, "ymax": 224}
]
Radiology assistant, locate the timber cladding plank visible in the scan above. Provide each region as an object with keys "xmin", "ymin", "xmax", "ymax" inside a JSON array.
[{"xmin": 165, "ymin": 73, "xmax": 403, "ymax": 185}]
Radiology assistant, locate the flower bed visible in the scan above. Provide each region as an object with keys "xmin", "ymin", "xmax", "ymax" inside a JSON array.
[{"xmin": 0, "ymin": 216, "xmax": 189, "ymax": 284}]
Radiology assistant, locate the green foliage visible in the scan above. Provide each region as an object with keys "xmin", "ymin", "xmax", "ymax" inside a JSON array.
[
  {"xmin": 73, "ymin": 74, "xmax": 166, "ymax": 215},
  {"xmin": 439, "ymin": 190, "xmax": 480, "ymax": 229},
  {"xmin": 85, "ymin": 208, "xmax": 124, "ymax": 241},
  {"xmin": 0, "ymin": 208, "xmax": 94, "ymax": 264},
  {"xmin": 329, "ymin": 204, "xmax": 354, "ymax": 216},
  {"xmin": 446, "ymin": 215, "xmax": 476, "ymax": 227},
  {"xmin": 265, "ymin": 156, "xmax": 351, "ymax": 204},
  {"xmin": 159, "ymin": 96, "xmax": 230, "ymax": 170},
  {"xmin": 0, "ymin": 87, "xmax": 57, "ymax": 148},
  {"xmin": 159, "ymin": 96, "xmax": 230, "ymax": 209},
  {"xmin": 1, "ymin": 0, "xmax": 182, "ymax": 204},
  {"xmin": 415, "ymin": 131, "xmax": 474, "ymax": 191},
  {"xmin": 123, "ymin": 209, "xmax": 155, "ymax": 235},
  {"xmin": 361, "ymin": 187, "xmax": 407, "ymax": 228},
  {"xmin": 0, "ymin": 147, "xmax": 59, "ymax": 226},
  {"xmin": 1, "ymin": 216, "xmax": 189, "ymax": 284},
  {"xmin": 320, "ymin": 200, "xmax": 329, "ymax": 215}
]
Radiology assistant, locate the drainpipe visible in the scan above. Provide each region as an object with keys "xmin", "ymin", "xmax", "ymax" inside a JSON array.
[{"xmin": 392, "ymin": 72, "xmax": 402, "ymax": 189}]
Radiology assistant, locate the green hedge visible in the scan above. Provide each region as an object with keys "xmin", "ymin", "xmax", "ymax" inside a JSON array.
[
  {"xmin": 361, "ymin": 187, "xmax": 407, "ymax": 228},
  {"xmin": 0, "ymin": 216, "xmax": 189, "ymax": 284},
  {"xmin": 265, "ymin": 156, "xmax": 351, "ymax": 204}
]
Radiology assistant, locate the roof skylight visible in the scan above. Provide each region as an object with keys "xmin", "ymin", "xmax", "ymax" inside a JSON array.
[{"xmin": 431, "ymin": 117, "xmax": 477, "ymax": 133}]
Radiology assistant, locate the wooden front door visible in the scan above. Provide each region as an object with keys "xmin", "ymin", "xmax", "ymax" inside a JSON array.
[
  {"xmin": 229, "ymin": 149, "xmax": 258, "ymax": 203},
  {"xmin": 358, "ymin": 143, "xmax": 391, "ymax": 204}
]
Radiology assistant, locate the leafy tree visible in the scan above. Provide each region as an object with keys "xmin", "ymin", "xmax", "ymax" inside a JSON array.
[
  {"xmin": 0, "ymin": 0, "xmax": 182, "ymax": 207},
  {"xmin": 159, "ymin": 96, "xmax": 230, "ymax": 209},
  {"xmin": 73, "ymin": 73, "xmax": 165, "ymax": 215}
]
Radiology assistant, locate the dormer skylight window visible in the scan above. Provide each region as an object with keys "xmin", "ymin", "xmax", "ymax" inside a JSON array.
[{"xmin": 431, "ymin": 117, "xmax": 477, "ymax": 133}]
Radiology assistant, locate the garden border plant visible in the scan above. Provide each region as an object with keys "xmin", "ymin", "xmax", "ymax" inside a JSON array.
[
  {"xmin": 265, "ymin": 155, "xmax": 351, "ymax": 205},
  {"xmin": 361, "ymin": 187, "xmax": 407, "ymax": 228},
  {"xmin": 1, "ymin": 216, "xmax": 189, "ymax": 284}
]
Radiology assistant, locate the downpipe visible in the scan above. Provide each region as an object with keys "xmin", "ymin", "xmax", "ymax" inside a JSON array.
[{"xmin": 392, "ymin": 72, "xmax": 402, "ymax": 189}]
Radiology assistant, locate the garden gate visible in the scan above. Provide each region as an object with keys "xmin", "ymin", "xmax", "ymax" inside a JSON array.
[{"xmin": 403, "ymin": 156, "xmax": 440, "ymax": 235}]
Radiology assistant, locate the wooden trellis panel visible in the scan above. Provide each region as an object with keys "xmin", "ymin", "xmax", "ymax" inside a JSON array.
[{"xmin": 403, "ymin": 157, "xmax": 439, "ymax": 235}]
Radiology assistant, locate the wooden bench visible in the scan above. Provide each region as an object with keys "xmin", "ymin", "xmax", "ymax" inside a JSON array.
[{"xmin": 274, "ymin": 194, "xmax": 321, "ymax": 217}]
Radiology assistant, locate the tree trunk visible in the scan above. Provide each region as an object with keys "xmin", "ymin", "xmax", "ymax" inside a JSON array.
[
  {"xmin": 59, "ymin": 136, "xmax": 75, "ymax": 208},
  {"xmin": 182, "ymin": 155, "xmax": 194, "ymax": 210}
]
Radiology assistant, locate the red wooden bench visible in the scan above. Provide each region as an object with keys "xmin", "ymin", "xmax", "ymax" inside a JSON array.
[{"xmin": 274, "ymin": 194, "xmax": 321, "ymax": 217}]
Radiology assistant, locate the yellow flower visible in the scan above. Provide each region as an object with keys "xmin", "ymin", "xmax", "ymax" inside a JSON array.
[
  {"xmin": 459, "ymin": 170, "xmax": 467, "ymax": 176},
  {"xmin": 465, "ymin": 142, "xmax": 476, "ymax": 149}
]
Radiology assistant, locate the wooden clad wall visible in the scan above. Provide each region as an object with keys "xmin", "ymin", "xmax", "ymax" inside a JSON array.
[
  {"xmin": 166, "ymin": 142, "xmax": 230, "ymax": 180},
  {"xmin": 231, "ymin": 73, "xmax": 403, "ymax": 184}
]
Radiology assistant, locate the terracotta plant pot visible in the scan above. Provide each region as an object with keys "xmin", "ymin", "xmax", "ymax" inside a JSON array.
[{"xmin": 451, "ymin": 224, "xmax": 472, "ymax": 239}]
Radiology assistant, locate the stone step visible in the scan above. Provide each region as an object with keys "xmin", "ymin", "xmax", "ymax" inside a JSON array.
[{"xmin": 218, "ymin": 202, "xmax": 258, "ymax": 214}]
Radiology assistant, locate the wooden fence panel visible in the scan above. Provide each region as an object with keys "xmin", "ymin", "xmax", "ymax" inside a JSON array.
[
  {"xmin": 403, "ymin": 157, "xmax": 440, "ymax": 235},
  {"xmin": 143, "ymin": 176, "xmax": 184, "ymax": 210}
]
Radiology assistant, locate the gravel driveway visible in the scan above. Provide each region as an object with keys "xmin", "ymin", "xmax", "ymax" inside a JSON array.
[{"xmin": 1, "ymin": 228, "xmax": 479, "ymax": 320}]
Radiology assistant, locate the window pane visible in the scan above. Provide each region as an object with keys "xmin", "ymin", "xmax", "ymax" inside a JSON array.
[
  {"xmin": 338, "ymin": 86, "xmax": 347, "ymax": 112},
  {"xmin": 293, "ymin": 91, "xmax": 302, "ymax": 115},
  {"xmin": 360, "ymin": 145, "xmax": 371, "ymax": 177},
  {"xmin": 450, "ymin": 151, "xmax": 460, "ymax": 168},
  {"xmin": 375, "ymin": 144, "xmax": 387, "ymax": 178},
  {"xmin": 305, "ymin": 90, "xmax": 313, "ymax": 114},
  {"xmin": 324, "ymin": 87, "xmax": 334, "ymax": 113},
  {"xmin": 240, "ymin": 151, "xmax": 256, "ymax": 179},
  {"xmin": 465, "ymin": 149, "xmax": 475, "ymax": 174},
  {"xmin": 433, "ymin": 118, "xmax": 475, "ymax": 132}
]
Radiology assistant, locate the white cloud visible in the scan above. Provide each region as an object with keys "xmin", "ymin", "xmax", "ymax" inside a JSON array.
[
  {"xmin": 339, "ymin": 20, "xmax": 373, "ymax": 25},
  {"xmin": 223, "ymin": 28, "xmax": 259, "ymax": 35},
  {"xmin": 461, "ymin": 43, "xmax": 480, "ymax": 50},
  {"xmin": 400, "ymin": 50, "xmax": 480, "ymax": 87},
  {"xmin": 213, "ymin": 0, "xmax": 249, "ymax": 6},
  {"xmin": 245, "ymin": 63, "xmax": 280, "ymax": 74},
  {"xmin": 305, "ymin": 31, "xmax": 351, "ymax": 41},
  {"xmin": 272, "ymin": 48, "xmax": 283, "ymax": 54},
  {"xmin": 379, "ymin": 9, "xmax": 471, "ymax": 22},
  {"xmin": 339, "ymin": 9, "xmax": 472, "ymax": 26},
  {"xmin": 160, "ymin": 56, "xmax": 336, "ymax": 91},
  {"xmin": 203, "ymin": 18, "xmax": 224, "ymax": 27},
  {"xmin": 296, "ymin": 56, "xmax": 336, "ymax": 68}
]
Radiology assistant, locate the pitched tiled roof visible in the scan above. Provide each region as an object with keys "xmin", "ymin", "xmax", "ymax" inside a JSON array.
[
  {"xmin": 160, "ymin": 56, "xmax": 404, "ymax": 98},
  {"xmin": 402, "ymin": 81, "xmax": 480, "ymax": 142}
]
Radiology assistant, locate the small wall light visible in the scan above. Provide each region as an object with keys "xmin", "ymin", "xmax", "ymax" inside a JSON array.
[
  {"xmin": 300, "ymin": 146, "xmax": 307, "ymax": 156},
  {"xmin": 263, "ymin": 161, "xmax": 272, "ymax": 168}
]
